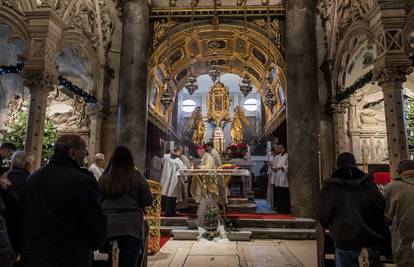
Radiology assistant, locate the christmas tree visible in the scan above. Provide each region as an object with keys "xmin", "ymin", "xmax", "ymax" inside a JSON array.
[
  {"xmin": 1, "ymin": 110, "xmax": 58, "ymax": 160},
  {"xmin": 405, "ymin": 96, "xmax": 414, "ymax": 159}
]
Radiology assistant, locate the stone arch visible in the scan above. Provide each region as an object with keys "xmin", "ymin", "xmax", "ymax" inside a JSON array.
[
  {"xmin": 0, "ymin": 5, "xmax": 29, "ymax": 49},
  {"xmin": 332, "ymin": 22, "xmax": 376, "ymax": 94},
  {"xmin": 148, "ymin": 19, "xmax": 286, "ymax": 122},
  {"xmin": 403, "ymin": 7, "xmax": 414, "ymax": 53},
  {"xmin": 56, "ymin": 30, "xmax": 100, "ymax": 94}
]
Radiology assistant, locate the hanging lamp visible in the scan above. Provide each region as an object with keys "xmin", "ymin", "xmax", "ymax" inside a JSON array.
[{"xmin": 239, "ymin": 0, "xmax": 253, "ymax": 97}]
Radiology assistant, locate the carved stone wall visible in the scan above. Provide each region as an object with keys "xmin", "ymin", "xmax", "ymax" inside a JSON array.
[
  {"xmin": 0, "ymin": 1, "xmax": 114, "ymax": 162},
  {"xmin": 347, "ymin": 89, "xmax": 388, "ymax": 164}
]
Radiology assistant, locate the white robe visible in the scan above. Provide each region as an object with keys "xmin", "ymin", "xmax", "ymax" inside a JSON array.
[
  {"xmin": 89, "ymin": 163, "xmax": 104, "ymax": 181},
  {"xmin": 274, "ymin": 153, "xmax": 288, "ymax": 188},
  {"xmin": 266, "ymin": 155, "xmax": 280, "ymax": 206},
  {"xmin": 160, "ymin": 154, "xmax": 185, "ymax": 199}
]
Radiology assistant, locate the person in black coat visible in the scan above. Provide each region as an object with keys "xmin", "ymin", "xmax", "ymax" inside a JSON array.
[
  {"xmin": 318, "ymin": 152, "xmax": 386, "ymax": 267},
  {"xmin": 18, "ymin": 134, "xmax": 107, "ymax": 267}
]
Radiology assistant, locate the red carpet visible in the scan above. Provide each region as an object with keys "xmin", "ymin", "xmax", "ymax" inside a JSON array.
[{"xmin": 160, "ymin": 236, "xmax": 170, "ymax": 248}]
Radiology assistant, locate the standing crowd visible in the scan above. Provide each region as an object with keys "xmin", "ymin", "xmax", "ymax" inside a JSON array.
[
  {"xmin": 319, "ymin": 152, "xmax": 414, "ymax": 267},
  {"xmin": 0, "ymin": 135, "xmax": 153, "ymax": 267},
  {"xmin": 1, "ymin": 136, "xmax": 413, "ymax": 267}
]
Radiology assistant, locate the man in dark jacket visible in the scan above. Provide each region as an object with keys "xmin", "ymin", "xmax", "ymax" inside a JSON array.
[
  {"xmin": 18, "ymin": 134, "xmax": 107, "ymax": 267},
  {"xmin": 318, "ymin": 152, "xmax": 385, "ymax": 267}
]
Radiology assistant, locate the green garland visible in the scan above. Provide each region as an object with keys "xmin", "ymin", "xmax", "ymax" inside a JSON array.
[
  {"xmin": 335, "ymin": 71, "xmax": 373, "ymax": 102},
  {"xmin": 0, "ymin": 63, "xmax": 98, "ymax": 104}
]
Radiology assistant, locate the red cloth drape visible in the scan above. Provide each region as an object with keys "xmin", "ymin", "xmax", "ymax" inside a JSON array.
[{"xmin": 373, "ymin": 172, "xmax": 391, "ymax": 185}]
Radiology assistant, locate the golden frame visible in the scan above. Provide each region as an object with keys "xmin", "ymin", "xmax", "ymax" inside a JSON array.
[{"xmin": 207, "ymin": 81, "xmax": 230, "ymax": 127}]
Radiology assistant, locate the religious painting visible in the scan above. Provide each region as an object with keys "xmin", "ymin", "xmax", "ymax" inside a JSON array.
[
  {"xmin": 207, "ymin": 81, "xmax": 230, "ymax": 127},
  {"xmin": 151, "ymin": 82, "xmax": 158, "ymax": 107}
]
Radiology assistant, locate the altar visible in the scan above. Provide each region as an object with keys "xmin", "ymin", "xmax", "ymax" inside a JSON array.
[{"xmin": 186, "ymin": 160, "xmax": 254, "ymax": 199}]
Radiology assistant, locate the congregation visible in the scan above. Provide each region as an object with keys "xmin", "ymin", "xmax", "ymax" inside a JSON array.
[{"xmin": 0, "ymin": 136, "xmax": 414, "ymax": 267}]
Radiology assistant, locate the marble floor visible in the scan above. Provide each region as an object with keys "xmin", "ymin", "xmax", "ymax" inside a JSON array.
[{"xmin": 148, "ymin": 239, "xmax": 317, "ymax": 267}]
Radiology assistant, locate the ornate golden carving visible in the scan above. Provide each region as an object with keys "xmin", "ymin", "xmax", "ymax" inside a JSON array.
[
  {"xmin": 145, "ymin": 179, "xmax": 161, "ymax": 255},
  {"xmin": 252, "ymin": 18, "xmax": 281, "ymax": 48},
  {"xmin": 153, "ymin": 18, "xmax": 178, "ymax": 49},
  {"xmin": 207, "ymin": 81, "xmax": 230, "ymax": 127},
  {"xmin": 230, "ymin": 106, "xmax": 249, "ymax": 144}
]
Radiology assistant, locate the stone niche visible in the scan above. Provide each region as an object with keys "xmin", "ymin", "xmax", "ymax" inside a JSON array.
[
  {"xmin": 347, "ymin": 86, "xmax": 388, "ymax": 165},
  {"xmin": 0, "ymin": 23, "xmax": 26, "ymax": 134}
]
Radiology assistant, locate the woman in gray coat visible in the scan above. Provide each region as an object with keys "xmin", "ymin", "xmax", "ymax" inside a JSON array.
[{"xmin": 99, "ymin": 146, "xmax": 153, "ymax": 267}]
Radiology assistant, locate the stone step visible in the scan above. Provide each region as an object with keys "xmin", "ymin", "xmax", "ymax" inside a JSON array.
[
  {"xmin": 226, "ymin": 202, "xmax": 257, "ymax": 212},
  {"xmin": 170, "ymin": 229, "xmax": 253, "ymax": 241},
  {"xmin": 162, "ymin": 226, "xmax": 315, "ymax": 240},
  {"xmin": 161, "ymin": 216, "xmax": 315, "ymax": 229}
]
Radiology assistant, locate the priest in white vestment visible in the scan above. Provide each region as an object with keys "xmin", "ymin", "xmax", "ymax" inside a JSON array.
[
  {"xmin": 273, "ymin": 144, "xmax": 290, "ymax": 213},
  {"xmin": 160, "ymin": 146, "xmax": 185, "ymax": 217}
]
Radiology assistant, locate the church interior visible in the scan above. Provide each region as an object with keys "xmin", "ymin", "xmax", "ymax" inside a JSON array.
[{"xmin": 1, "ymin": 0, "xmax": 414, "ymax": 266}]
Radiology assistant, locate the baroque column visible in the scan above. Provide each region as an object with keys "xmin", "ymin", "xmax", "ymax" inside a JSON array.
[
  {"xmin": 286, "ymin": 0, "xmax": 320, "ymax": 218},
  {"xmin": 116, "ymin": 0, "xmax": 150, "ymax": 171},
  {"xmin": 24, "ymin": 8, "xmax": 65, "ymax": 168}
]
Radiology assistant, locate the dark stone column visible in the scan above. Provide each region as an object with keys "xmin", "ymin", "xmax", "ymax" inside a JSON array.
[
  {"xmin": 286, "ymin": 0, "xmax": 320, "ymax": 218},
  {"xmin": 117, "ymin": 0, "xmax": 150, "ymax": 171}
]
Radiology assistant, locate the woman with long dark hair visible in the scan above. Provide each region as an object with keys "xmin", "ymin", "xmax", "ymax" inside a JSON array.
[{"xmin": 99, "ymin": 146, "xmax": 153, "ymax": 267}]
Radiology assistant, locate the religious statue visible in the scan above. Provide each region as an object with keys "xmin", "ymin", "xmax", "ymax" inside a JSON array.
[
  {"xmin": 5, "ymin": 95, "xmax": 24, "ymax": 127},
  {"xmin": 190, "ymin": 107, "xmax": 206, "ymax": 145},
  {"xmin": 230, "ymin": 106, "xmax": 249, "ymax": 144},
  {"xmin": 361, "ymin": 139, "xmax": 370, "ymax": 160}
]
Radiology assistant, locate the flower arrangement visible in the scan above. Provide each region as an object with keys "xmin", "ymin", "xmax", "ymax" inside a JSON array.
[
  {"xmin": 201, "ymin": 231, "xmax": 220, "ymax": 241},
  {"xmin": 224, "ymin": 220, "xmax": 241, "ymax": 232},
  {"xmin": 203, "ymin": 205, "xmax": 219, "ymax": 231},
  {"xmin": 226, "ymin": 143, "xmax": 248, "ymax": 159}
]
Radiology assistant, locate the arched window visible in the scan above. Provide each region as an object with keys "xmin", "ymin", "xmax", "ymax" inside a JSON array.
[
  {"xmin": 182, "ymin": 99, "xmax": 197, "ymax": 112},
  {"xmin": 243, "ymin": 98, "xmax": 257, "ymax": 112}
]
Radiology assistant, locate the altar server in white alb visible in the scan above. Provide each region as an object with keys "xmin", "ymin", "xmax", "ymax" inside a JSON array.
[
  {"xmin": 160, "ymin": 145, "xmax": 185, "ymax": 217},
  {"xmin": 267, "ymin": 147, "xmax": 280, "ymax": 207},
  {"xmin": 273, "ymin": 144, "xmax": 290, "ymax": 214}
]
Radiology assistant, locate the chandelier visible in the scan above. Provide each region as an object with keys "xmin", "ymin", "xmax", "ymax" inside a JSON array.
[
  {"xmin": 160, "ymin": 1, "xmax": 174, "ymax": 111},
  {"xmin": 160, "ymin": 69, "xmax": 174, "ymax": 110},
  {"xmin": 264, "ymin": 0, "xmax": 276, "ymax": 111},
  {"xmin": 185, "ymin": 1, "xmax": 199, "ymax": 95},
  {"xmin": 209, "ymin": 58, "xmax": 220, "ymax": 82},
  {"xmin": 209, "ymin": 0, "xmax": 221, "ymax": 83},
  {"xmin": 185, "ymin": 63, "xmax": 198, "ymax": 95},
  {"xmin": 239, "ymin": 72, "xmax": 253, "ymax": 97},
  {"xmin": 239, "ymin": 0, "xmax": 252, "ymax": 97}
]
